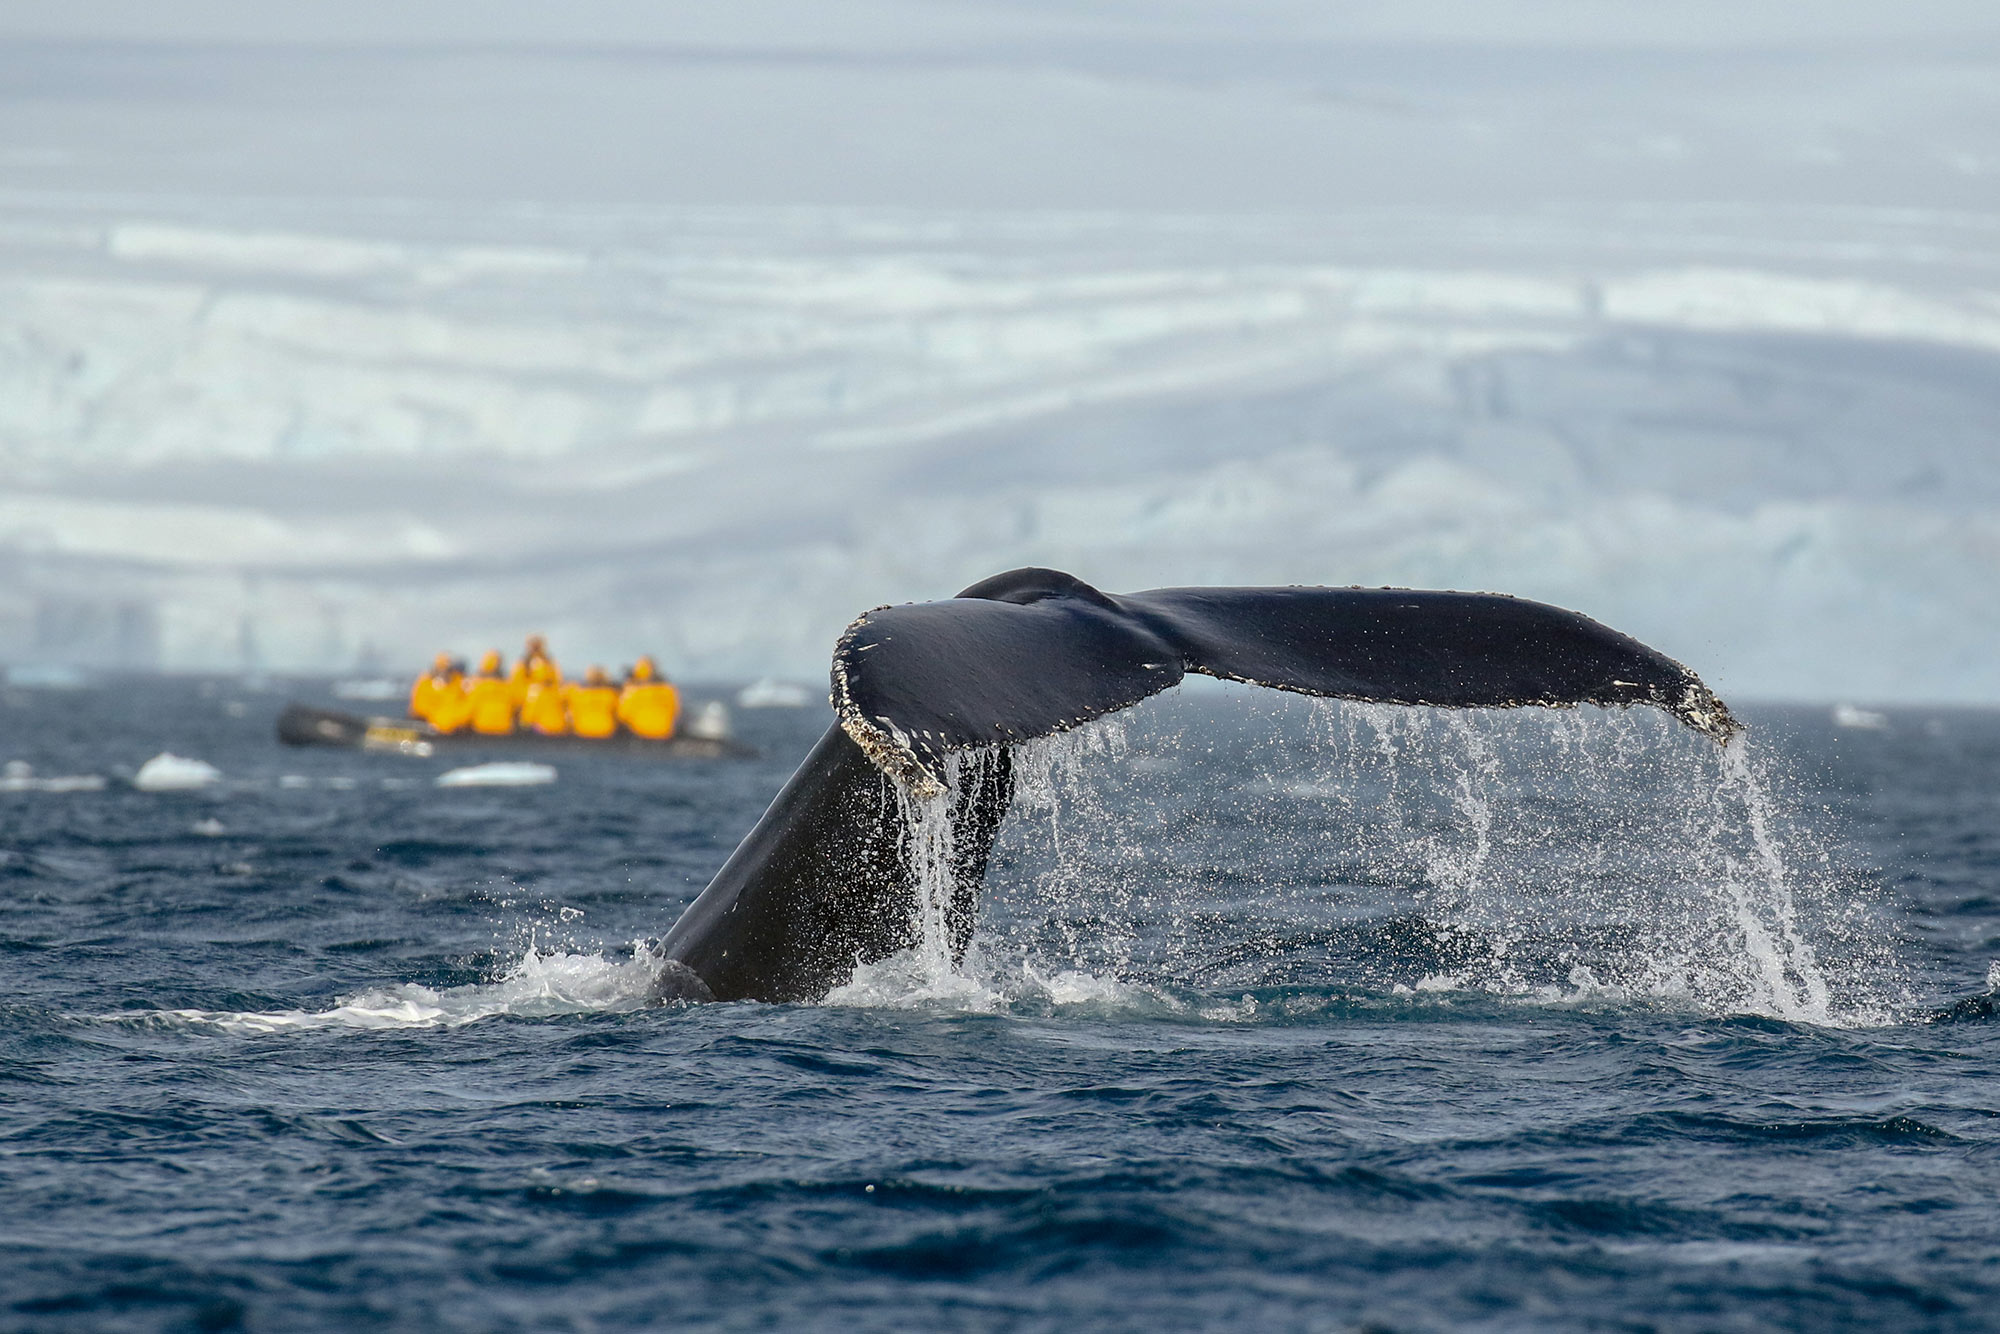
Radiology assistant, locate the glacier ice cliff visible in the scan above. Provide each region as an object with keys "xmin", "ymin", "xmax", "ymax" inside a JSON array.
[{"xmin": 1, "ymin": 201, "xmax": 1996, "ymax": 702}]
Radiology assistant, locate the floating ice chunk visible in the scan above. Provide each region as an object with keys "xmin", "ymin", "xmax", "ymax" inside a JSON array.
[
  {"xmin": 4, "ymin": 665, "xmax": 85, "ymax": 689},
  {"xmin": 736, "ymin": 677, "xmax": 811, "ymax": 708},
  {"xmin": 191, "ymin": 817, "xmax": 226, "ymax": 836},
  {"xmin": 435, "ymin": 761, "xmax": 556, "ymax": 787},
  {"xmin": 683, "ymin": 701, "xmax": 733, "ymax": 739},
  {"xmin": 134, "ymin": 753, "xmax": 223, "ymax": 791},
  {"xmin": 1831, "ymin": 703, "xmax": 1889, "ymax": 730},
  {"xmin": 0, "ymin": 760, "xmax": 106, "ymax": 792},
  {"xmin": 331, "ymin": 678, "xmax": 400, "ymax": 701}
]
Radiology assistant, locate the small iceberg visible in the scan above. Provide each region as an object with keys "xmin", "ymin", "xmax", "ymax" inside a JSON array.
[
  {"xmin": 435, "ymin": 761, "xmax": 557, "ymax": 787},
  {"xmin": 331, "ymin": 678, "xmax": 400, "ymax": 701},
  {"xmin": 4, "ymin": 665, "xmax": 86, "ymax": 689},
  {"xmin": 683, "ymin": 700, "xmax": 733, "ymax": 740},
  {"xmin": 134, "ymin": 753, "xmax": 224, "ymax": 791},
  {"xmin": 1831, "ymin": 703, "xmax": 1889, "ymax": 730},
  {"xmin": 0, "ymin": 760, "xmax": 106, "ymax": 793},
  {"xmin": 736, "ymin": 677, "xmax": 811, "ymax": 709}
]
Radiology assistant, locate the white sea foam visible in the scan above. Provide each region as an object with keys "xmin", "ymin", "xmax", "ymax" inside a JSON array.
[
  {"xmin": 122, "ymin": 944, "xmax": 662, "ymax": 1034},
  {"xmin": 823, "ymin": 949, "xmax": 1007, "ymax": 1012},
  {"xmin": 823, "ymin": 946, "xmax": 1173, "ymax": 1016}
]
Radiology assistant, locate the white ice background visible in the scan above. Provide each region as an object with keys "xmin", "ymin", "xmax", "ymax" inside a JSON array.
[{"xmin": 2, "ymin": 2, "xmax": 1998, "ymax": 702}]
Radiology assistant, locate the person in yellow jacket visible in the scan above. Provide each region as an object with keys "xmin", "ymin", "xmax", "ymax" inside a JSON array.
[
  {"xmin": 408, "ymin": 652, "xmax": 453, "ymax": 722},
  {"xmin": 617, "ymin": 656, "xmax": 680, "ymax": 740},
  {"xmin": 466, "ymin": 649, "xmax": 517, "ymax": 736},
  {"xmin": 509, "ymin": 634, "xmax": 557, "ymax": 710},
  {"xmin": 518, "ymin": 656, "xmax": 570, "ymax": 736},
  {"xmin": 427, "ymin": 659, "xmax": 474, "ymax": 734},
  {"xmin": 567, "ymin": 665, "xmax": 621, "ymax": 739}
]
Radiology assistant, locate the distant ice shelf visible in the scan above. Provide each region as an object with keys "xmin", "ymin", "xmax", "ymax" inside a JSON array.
[{"xmin": 2, "ymin": 202, "xmax": 1998, "ymax": 703}]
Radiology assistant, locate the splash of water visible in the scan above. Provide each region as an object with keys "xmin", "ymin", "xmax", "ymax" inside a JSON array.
[
  {"xmin": 822, "ymin": 940, "xmax": 1184, "ymax": 1016},
  {"xmin": 1006, "ymin": 719, "xmax": 1138, "ymax": 968},
  {"xmin": 191, "ymin": 694, "xmax": 1889, "ymax": 1030},
  {"xmin": 958, "ymin": 693, "xmax": 1897, "ymax": 1027},
  {"xmin": 830, "ymin": 727, "xmax": 1189, "ymax": 1011},
  {"xmin": 1326, "ymin": 702, "xmax": 1886, "ymax": 1024},
  {"xmin": 103, "ymin": 943, "xmax": 664, "ymax": 1034}
]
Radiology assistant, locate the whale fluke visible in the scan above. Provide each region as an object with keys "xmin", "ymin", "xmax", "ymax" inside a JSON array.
[
  {"xmin": 655, "ymin": 569, "xmax": 1737, "ymax": 1003},
  {"xmin": 834, "ymin": 567, "xmax": 1736, "ymax": 792}
]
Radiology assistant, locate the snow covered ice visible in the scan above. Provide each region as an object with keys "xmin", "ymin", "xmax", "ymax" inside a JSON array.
[
  {"xmin": 132, "ymin": 753, "xmax": 223, "ymax": 792},
  {"xmin": 4, "ymin": 201, "xmax": 1998, "ymax": 703},
  {"xmin": 435, "ymin": 762, "xmax": 558, "ymax": 788}
]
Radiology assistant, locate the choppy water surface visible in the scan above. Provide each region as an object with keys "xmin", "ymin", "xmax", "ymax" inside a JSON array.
[{"xmin": 3, "ymin": 677, "xmax": 1998, "ymax": 1332}]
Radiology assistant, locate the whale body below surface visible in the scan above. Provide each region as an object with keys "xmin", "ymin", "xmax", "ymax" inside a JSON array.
[{"xmin": 650, "ymin": 568, "xmax": 1739, "ymax": 1004}]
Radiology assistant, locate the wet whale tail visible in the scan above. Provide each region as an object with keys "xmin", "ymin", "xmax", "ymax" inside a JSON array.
[{"xmin": 653, "ymin": 568, "xmax": 1738, "ymax": 1003}]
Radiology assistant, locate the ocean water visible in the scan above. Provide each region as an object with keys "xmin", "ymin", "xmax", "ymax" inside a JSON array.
[{"xmin": 2, "ymin": 677, "xmax": 1998, "ymax": 1332}]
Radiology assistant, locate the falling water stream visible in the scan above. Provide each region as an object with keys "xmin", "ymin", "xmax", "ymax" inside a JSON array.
[{"xmin": 860, "ymin": 692, "xmax": 1886, "ymax": 1026}]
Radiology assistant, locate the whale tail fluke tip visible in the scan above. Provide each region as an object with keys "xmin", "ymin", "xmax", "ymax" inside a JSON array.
[{"xmin": 1672, "ymin": 681, "xmax": 1743, "ymax": 746}]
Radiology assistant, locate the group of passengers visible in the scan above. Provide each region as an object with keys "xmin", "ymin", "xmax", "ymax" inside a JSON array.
[{"xmin": 408, "ymin": 636, "xmax": 681, "ymax": 740}]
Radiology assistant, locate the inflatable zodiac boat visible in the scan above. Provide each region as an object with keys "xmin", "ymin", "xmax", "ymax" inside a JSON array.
[{"xmin": 274, "ymin": 703, "xmax": 755, "ymax": 760}]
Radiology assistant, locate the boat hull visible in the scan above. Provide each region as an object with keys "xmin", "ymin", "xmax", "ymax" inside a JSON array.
[{"xmin": 275, "ymin": 703, "xmax": 753, "ymax": 759}]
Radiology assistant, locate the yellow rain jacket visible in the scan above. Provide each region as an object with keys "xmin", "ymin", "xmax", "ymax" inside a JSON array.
[
  {"xmin": 468, "ymin": 651, "xmax": 516, "ymax": 736},
  {"xmin": 511, "ymin": 637, "xmax": 557, "ymax": 708},
  {"xmin": 617, "ymin": 658, "xmax": 680, "ymax": 740},
  {"xmin": 520, "ymin": 661, "xmax": 570, "ymax": 736},
  {"xmin": 428, "ymin": 674, "xmax": 473, "ymax": 733},
  {"xmin": 567, "ymin": 669, "xmax": 620, "ymax": 739},
  {"xmin": 409, "ymin": 653, "xmax": 452, "ymax": 722}
]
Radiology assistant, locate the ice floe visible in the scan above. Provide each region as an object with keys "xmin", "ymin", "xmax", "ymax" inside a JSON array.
[
  {"xmin": 133, "ymin": 753, "xmax": 223, "ymax": 791},
  {"xmin": 435, "ymin": 762, "xmax": 557, "ymax": 787}
]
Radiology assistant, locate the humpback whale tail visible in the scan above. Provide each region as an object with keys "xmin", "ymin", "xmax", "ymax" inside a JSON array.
[{"xmin": 653, "ymin": 569, "xmax": 1738, "ymax": 1004}]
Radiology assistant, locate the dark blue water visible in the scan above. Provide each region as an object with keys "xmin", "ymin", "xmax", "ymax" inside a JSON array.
[{"xmin": 3, "ymin": 677, "xmax": 1998, "ymax": 1332}]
